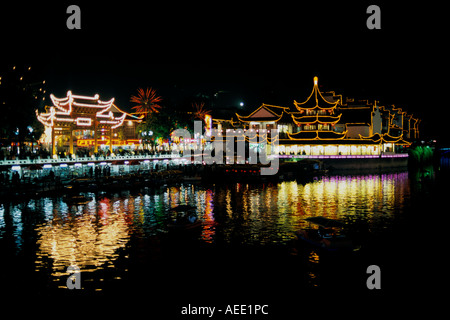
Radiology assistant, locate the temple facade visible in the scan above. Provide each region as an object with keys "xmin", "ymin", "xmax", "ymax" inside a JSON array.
[
  {"xmin": 36, "ymin": 91, "xmax": 142, "ymax": 156},
  {"xmin": 232, "ymin": 77, "xmax": 419, "ymax": 156}
]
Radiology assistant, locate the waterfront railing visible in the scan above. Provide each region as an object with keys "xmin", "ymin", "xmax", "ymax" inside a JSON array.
[
  {"xmin": 0, "ymin": 153, "xmax": 184, "ymax": 167},
  {"xmin": 0, "ymin": 153, "xmax": 408, "ymax": 167}
]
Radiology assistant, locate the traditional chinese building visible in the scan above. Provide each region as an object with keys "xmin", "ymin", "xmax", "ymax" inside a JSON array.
[
  {"xmin": 36, "ymin": 91, "xmax": 142, "ymax": 155},
  {"xmin": 232, "ymin": 77, "xmax": 419, "ymax": 156}
]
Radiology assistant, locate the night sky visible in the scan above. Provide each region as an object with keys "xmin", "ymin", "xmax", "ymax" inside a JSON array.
[{"xmin": 1, "ymin": 1, "xmax": 447, "ymax": 143}]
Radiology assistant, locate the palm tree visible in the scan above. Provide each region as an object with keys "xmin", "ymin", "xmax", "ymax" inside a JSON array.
[
  {"xmin": 192, "ymin": 102, "xmax": 211, "ymax": 121},
  {"xmin": 130, "ymin": 87, "xmax": 162, "ymax": 119}
]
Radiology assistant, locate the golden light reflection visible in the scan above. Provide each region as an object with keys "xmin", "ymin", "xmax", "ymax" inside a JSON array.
[
  {"xmin": 214, "ymin": 171, "xmax": 410, "ymax": 244},
  {"xmin": 35, "ymin": 208, "xmax": 130, "ymax": 278},
  {"xmin": 31, "ymin": 172, "xmax": 410, "ymax": 281},
  {"xmin": 226, "ymin": 189, "xmax": 233, "ymax": 218},
  {"xmin": 298, "ymin": 172, "xmax": 409, "ymax": 221},
  {"xmin": 307, "ymin": 250, "xmax": 320, "ymax": 287},
  {"xmin": 199, "ymin": 189, "xmax": 216, "ymax": 243}
]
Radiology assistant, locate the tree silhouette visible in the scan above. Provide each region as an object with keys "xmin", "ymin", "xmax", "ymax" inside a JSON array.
[{"xmin": 130, "ymin": 87, "xmax": 162, "ymax": 119}]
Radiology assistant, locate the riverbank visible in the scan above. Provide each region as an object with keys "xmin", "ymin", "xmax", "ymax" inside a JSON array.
[
  {"xmin": 321, "ymin": 155, "xmax": 408, "ymax": 170},
  {"xmin": 0, "ymin": 161, "xmax": 319, "ymax": 202},
  {"xmin": 0, "ymin": 154, "xmax": 410, "ymax": 203},
  {"xmin": 0, "ymin": 169, "xmax": 185, "ymax": 203}
]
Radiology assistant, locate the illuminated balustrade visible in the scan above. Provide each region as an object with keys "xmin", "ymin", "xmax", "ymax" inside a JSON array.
[
  {"xmin": 277, "ymin": 154, "xmax": 408, "ymax": 159},
  {"xmin": 0, "ymin": 153, "xmax": 187, "ymax": 167}
]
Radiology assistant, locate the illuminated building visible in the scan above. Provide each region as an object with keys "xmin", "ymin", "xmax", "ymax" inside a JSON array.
[
  {"xmin": 234, "ymin": 77, "xmax": 418, "ymax": 156},
  {"xmin": 36, "ymin": 91, "xmax": 142, "ymax": 155}
]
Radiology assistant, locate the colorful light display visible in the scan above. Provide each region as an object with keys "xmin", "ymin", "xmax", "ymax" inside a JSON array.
[
  {"xmin": 36, "ymin": 91, "xmax": 141, "ymax": 155},
  {"xmin": 234, "ymin": 77, "xmax": 417, "ymax": 156}
]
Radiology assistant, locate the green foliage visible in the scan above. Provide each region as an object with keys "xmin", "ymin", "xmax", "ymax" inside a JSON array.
[
  {"xmin": 136, "ymin": 109, "xmax": 191, "ymax": 147},
  {"xmin": 409, "ymin": 145, "xmax": 434, "ymax": 165}
]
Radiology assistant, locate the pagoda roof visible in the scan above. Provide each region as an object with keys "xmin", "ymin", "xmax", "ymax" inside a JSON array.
[
  {"xmin": 108, "ymin": 104, "xmax": 143, "ymax": 121},
  {"xmin": 292, "ymin": 113, "xmax": 342, "ymax": 125},
  {"xmin": 236, "ymin": 104, "xmax": 291, "ymax": 122},
  {"xmin": 37, "ymin": 91, "xmax": 141, "ymax": 130},
  {"xmin": 293, "ymin": 77, "xmax": 340, "ymax": 111},
  {"xmin": 287, "ymin": 130, "xmax": 347, "ymax": 140},
  {"xmin": 50, "ymin": 91, "xmax": 115, "ymax": 115},
  {"xmin": 359, "ymin": 133, "xmax": 411, "ymax": 145}
]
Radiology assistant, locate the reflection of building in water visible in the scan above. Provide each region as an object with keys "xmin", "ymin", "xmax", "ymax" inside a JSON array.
[
  {"xmin": 35, "ymin": 202, "xmax": 131, "ymax": 278},
  {"xmin": 298, "ymin": 172, "xmax": 410, "ymax": 222},
  {"xmin": 165, "ymin": 185, "xmax": 216, "ymax": 243},
  {"xmin": 213, "ymin": 172, "xmax": 410, "ymax": 244},
  {"xmin": 32, "ymin": 172, "xmax": 410, "ymax": 277}
]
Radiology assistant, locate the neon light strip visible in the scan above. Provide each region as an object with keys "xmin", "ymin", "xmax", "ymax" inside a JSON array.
[
  {"xmin": 97, "ymin": 111, "xmax": 114, "ymax": 118},
  {"xmin": 98, "ymin": 98, "xmax": 114, "ymax": 105},
  {"xmin": 99, "ymin": 120, "xmax": 120, "ymax": 125},
  {"xmin": 55, "ymin": 117, "xmax": 74, "ymax": 122},
  {"xmin": 277, "ymin": 154, "xmax": 408, "ymax": 159},
  {"xmin": 73, "ymin": 102, "xmax": 113, "ymax": 108},
  {"xmin": 71, "ymin": 93, "xmax": 99, "ymax": 100},
  {"xmin": 76, "ymin": 117, "xmax": 92, "ymax": 126},
  {"xmin": 111, "ymin": 114, "xmax": 126, "ymax": 129}
]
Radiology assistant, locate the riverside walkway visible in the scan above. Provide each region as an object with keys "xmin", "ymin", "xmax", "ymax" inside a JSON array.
[
  {"xmin": 0, "ymin": 152, "xmax": 408, "ymax": 166},
  {"xmin": 0, "ymin": 153, "xmax": 186, "ymax": 167},
  {"xmin": 0, "ymin": 152, "xmax": 408, "ymax": 175},
  {"xmin": 0, "ymin": 153, "xmax": 194, "ymax": 201}
]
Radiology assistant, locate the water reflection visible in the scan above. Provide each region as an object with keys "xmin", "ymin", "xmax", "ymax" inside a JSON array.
[
  {"xmin": 307, "ymin": 250, "xmax": 320, "ymax": 288},
  {"xmin": 0, "ymin": 204, "xmax": 24, "ymax": 252},
  {"xmin": 213, "ymin": 171, "xmax": 410, "ymax": 244},
  {"xmin": 35, "ymin": 199, "xmax": 130, "ymax": 278},
  {"xmin": 31, "ymin": 185, "xmax": 218, "ymax": 279},
  {"xmin": 0, "ymin": 171, "xmax": 412, "ymax": 291}
]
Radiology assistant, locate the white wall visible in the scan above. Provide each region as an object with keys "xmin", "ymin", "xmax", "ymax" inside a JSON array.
[{"xmin": 372, "ymin": 107, "xmax": 382, "ymax": 135}]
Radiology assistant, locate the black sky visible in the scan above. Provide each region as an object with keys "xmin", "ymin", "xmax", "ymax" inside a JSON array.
[{"xmin": 0, "ymin": 1, "xmax": 448, "ymax": 143}]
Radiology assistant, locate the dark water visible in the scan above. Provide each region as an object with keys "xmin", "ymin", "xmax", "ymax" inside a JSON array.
[{"xmin": 0, "ymin": 169, "xmax": 447, "ymax": 315}]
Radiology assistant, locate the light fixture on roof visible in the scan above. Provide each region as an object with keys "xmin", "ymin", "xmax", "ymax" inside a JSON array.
[{"xmin": 314, "ymin": 76, "xmax": 318, "ymax": 86}]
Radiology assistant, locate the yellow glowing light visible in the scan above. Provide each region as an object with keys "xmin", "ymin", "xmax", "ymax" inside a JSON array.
[
  {"xmin": 205, "ymin": 114, "xmax": 212, "ymax": 136},
  {"xmin": 231, "ymin": 76, "xmax": 418, "ymax": 156},
  {"xmin": 76, "ymin": 117, "xmax": 92, "ymax": 126},
  {"xmin": 35, "ymin": 209, "xmax": 130, "ymax": 277}
]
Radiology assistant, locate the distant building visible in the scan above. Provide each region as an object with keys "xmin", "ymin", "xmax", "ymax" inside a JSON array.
[{"xmin": 225, "ymin": 77, "xmax": 419, "ymax": 156}]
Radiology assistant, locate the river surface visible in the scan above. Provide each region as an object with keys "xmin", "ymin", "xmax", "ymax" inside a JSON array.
[{"xmin": 0, "ymin": 169, "xmax": 446, "ymax": 314}]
